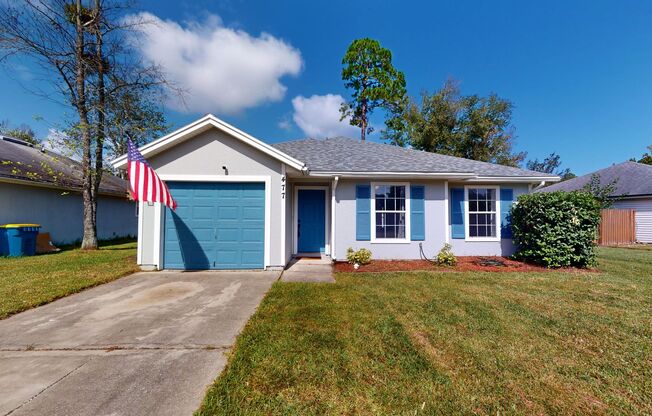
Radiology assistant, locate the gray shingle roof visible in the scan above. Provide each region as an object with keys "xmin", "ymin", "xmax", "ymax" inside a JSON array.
[
  {"xmin": 272, "ymin": 137, "xmax": 554, "ymax": 178},
  {"xmin": 0, "ymin": 136, "xmax": 129, "ymax": 196},
  {"xmin": 538, "ymin": 161, "xmax": 652, "ymax": 197}
]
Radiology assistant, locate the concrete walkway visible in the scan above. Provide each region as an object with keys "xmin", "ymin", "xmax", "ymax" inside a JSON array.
[
  {"xmin": 280, "ymin": 257, "xmax": 335, "ymax": 283},
  {"xmin": 0, "ymin": 270, "xmax": 279, "ymax": 416}
]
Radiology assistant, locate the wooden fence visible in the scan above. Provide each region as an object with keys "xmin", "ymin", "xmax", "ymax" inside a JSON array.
[{"xmin": 598, "ymin": 209, "xmax": 636, "ymax": 245}]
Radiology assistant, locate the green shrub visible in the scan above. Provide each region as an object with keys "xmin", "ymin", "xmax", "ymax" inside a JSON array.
[
  {"xmin": 436, "ymin": 243, "xmax": 457, "ymax": 266},
  {"xmin": 511, "ymin": 191, "xmax": 601, "ymax": 268},
  {"xmin": 346, "ymin": 247, "xmax": 372, "ymax": 265}
]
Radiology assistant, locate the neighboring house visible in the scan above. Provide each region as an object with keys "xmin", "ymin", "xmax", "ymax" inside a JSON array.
[
  {"xmin": 0, "ymin": 135, "xmax": 137, "ymax": 244},
  {"xmin": 540, "ymin": 161, "xmax": 652, "ymax": 243},
  {"xmin": 111, "ymin": 114, "xmax": 559, "ymax": 271}
]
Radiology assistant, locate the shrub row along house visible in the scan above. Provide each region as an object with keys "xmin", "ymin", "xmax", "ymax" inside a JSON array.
[
  {"xmin": 0, "ymin": 135, "xmax": 136, "ymax": 244},
  {"xmin": 111, "ymin": 114, "xmax": 559, "ymax": 271},
  {"xmin": 541, "ymin": 161, "xmax": 652, "ymax": 243}
]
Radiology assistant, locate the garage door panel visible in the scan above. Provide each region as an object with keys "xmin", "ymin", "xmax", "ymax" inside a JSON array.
[
  {"xmin": 164, "ymin": 182, "xmax": 265, "ymax": 270},
  {"xmin": 216, "ymin": 228, "xmax": 239, "ymax": 243}
]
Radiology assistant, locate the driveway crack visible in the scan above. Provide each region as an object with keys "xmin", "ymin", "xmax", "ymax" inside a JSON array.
[{"xmin": 4, "ymin": 360, "xmax": 89, "ymax": 416}]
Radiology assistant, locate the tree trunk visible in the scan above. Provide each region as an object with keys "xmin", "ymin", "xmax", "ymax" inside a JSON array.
[
  {"xmin": 91, "ymin": 0, "xmax": 105, "ymax": 242},
  {"xmin": 75, "ymin": 0, "xmax": 98, "ymax": 250},
  {"xmin": 360, "ymin": 98, "xmax": 367, "ymax": 141}
]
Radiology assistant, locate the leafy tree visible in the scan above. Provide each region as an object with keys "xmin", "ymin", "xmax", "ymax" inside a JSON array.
[
  {"xmin": 0, "ymin": 121, "xmax": 39, "ymax": 145},
  {"xmin": 105, "ymin": 87, "xmax": 169, "ymax": 162},
  {"xmin": 526, "ymin": 152, "xmax": 575, "ymax": 180},
  {"xmin": 340, "ymin": 38, "xmax": 406, "ymax": 141},
  {"xmin": 630, "ymin": 145, "xmax": 652, "ymax": 165},
  {"xmin": 384, "ymin": 79, "xmax": 526, "ymax": 167},
  {"xmin": 0, "ymin": 0, "xmax": 172, "ymax": 249},
  {"xmin": 581, "ymin": 173, "xmax": 621, "ymax": 209}
]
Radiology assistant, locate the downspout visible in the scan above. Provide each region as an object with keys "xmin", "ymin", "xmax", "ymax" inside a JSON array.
[
  {"xmin": 331, "ymin": 176, "xmax": 339, "ymax": 260},
  {"xmin": 532, "ymin": 180, "xmax": 546, "ymax": 191}
]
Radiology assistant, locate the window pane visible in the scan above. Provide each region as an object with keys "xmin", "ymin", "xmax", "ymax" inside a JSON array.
[
  {"xmin": 487, "ymin": 189, "xmax": 495, "ymax": 200},
  {"xmin": 469, "ymin": 213, "xmax": 478, "ymax": 226},
  {"xmin": 478, "ymin": 201, "xmax": 486, "ymax": 212},
  {"xmin": 468, "ymin": 189, "xmax": 477, "ymax": 200},
  {"xmin": 375, "ymin": 185, "xmax": 388, "ymax": 198},
  {"xmin": 489, "ymin": 200, "xmax": 496, "ymax": 211},
  {"xmin": 488, "ymin": 225, "xmax": 496, "ymax": 237},
  {"xmin": 477, "ymin": 225, "xmax": 487, "ymax": 237},
  {"xmin": 469, "ymin": 200, "xmax": 478, "ymax": 211},
  {"xmin": 374, "ymin": 185, "xmax": 407, "ymax": 239},
  {"xmin": 476, "ymin": 188, "xmax": 486, "ymax": 199},
  {"xmin": 488, "ymin": 214, "xmax": 496, "ymax": 226}
]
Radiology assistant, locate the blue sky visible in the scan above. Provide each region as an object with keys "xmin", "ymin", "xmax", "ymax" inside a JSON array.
[{"xmin": 1, "ymin": 0, "xmax": 651, "ymax": 175}]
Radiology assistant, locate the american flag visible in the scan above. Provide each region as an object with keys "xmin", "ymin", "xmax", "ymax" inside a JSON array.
[{"xmin": 127, "ymin": 139, "xmax": 177, "ymax": 210}]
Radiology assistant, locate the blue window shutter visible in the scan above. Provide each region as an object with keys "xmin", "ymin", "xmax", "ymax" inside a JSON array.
[
  {"xmin": 356, "ymin": 184, "xmax": 371, "ymax": 241},
  {"xmin": 450, "ymin": 187, "xmax": 465, "ymax": 239},
  {"xmin": 410, "ymin": 185, "xmax": 425, "ymax": 241},
  {"xmin": 500, "ymin": 188, "xmax": 514, "ymax": 239}
]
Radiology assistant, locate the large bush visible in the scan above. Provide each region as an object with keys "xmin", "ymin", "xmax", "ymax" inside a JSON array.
[{"xmin": 511, "ymin": 191, "xmax": 601, "ymax": 268}]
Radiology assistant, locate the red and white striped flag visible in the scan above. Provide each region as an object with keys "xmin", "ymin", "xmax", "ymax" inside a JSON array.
[{"xmin": 127, "ymin": 139, "xmax": 177, "ymax": 210}]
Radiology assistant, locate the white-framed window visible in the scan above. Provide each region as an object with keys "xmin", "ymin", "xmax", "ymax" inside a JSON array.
[
  {"xmin": 371, "ymin": 182, "xmax": 410, "ymax": 242},
  {"xmin": 465, "ymin": 186, "xmax": 500, "ymax": 241}
]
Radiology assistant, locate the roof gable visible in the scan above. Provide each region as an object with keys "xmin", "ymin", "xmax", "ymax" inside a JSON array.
[{"xmin": 111, "ymin": 114, "xmax": 306, "ymax": 171}]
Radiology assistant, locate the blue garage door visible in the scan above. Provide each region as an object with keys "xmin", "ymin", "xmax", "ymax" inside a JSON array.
[{"xmin": 163, "ymin": 182, "xmax": 265, "ymax": 270}]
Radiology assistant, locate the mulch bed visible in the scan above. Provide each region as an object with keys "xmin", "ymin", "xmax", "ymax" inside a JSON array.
[{"xmin": 334, "ymin": 256, "xmax": 575, "ymax": 273}]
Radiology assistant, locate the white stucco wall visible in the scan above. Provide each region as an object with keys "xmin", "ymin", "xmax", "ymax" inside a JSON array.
[
  {"xmin": 138, "ymin": 127, "xmax": 286, "ymax": 268},
  {"xmin": 0, "ymin": 181, "xmax": 136, "ymax": 244},
  {"xmin": 334, "ymin": 180, "xmax": 530, "ymax": 259}
]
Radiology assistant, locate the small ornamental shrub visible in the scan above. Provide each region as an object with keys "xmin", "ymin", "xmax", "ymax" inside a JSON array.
[
  {"xmin": 511, "ymin": 191, "xmax": 601, "ymax": 268},
  {"xmin": 436, "ymin": 243, "xmax": 457, "ymax": 266},
  {"xmin": 346, "ymin": 247, "xmax": 372, "ymax": 265}
]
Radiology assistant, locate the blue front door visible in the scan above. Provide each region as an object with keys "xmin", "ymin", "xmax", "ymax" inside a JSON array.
[
  {"xmin": 297, "ymin": 189, "xmax": 326, "ymax": 253},
  {"xmin": 163, "ymin": 182, "xmax": 265, "ymax": 270}
]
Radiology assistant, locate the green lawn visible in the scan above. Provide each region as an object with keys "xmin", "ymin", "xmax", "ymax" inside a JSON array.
[
  {"xmin": 198, "ymin": 246, "xmax": 652, "ymax": 415},
  {"xmin": 0, "ymin": 240, "xmax": 138, "ymax": 319}
]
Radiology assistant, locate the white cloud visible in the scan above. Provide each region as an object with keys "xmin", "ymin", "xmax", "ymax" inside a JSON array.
[
  {"xmin": 127, "ymin": 12, "xmax": 303, "ymax": 114},
  {"xmin": 277, "ymin": 117, "xmax": 292, "ymax": 131},
  {"xmin": 291, "ymin": 94, "xmax": 359, "ymax": 138}
]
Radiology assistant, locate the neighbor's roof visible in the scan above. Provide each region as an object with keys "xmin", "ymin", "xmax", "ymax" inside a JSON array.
[
  {"xmin": 272, "ymin": 137, "xmax": 556, "ymax": 179},
  {"xmin": 0, "ymin": 136, "xmax": 129, "ymax": 197},
  {"xmin": 538, "ymin": 161, "xmax": 652, "ymax": 198}
]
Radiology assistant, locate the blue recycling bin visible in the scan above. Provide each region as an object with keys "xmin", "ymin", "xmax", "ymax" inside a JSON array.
[{"xmin": 0, "ymin": 224, "xmax": 41, "ymax": 256}]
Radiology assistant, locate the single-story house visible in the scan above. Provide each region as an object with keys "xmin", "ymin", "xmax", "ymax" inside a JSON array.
[
  {"xmin": 0, "ymin": 135, "xmax": 137, "ymax": 244},
  {"xmin": 539, "ymin": 161, "xmax": 652, "ymax": 243},
  {"xmin": 111, "ymin": 114, "xmax": 559, "ymax": 271}
]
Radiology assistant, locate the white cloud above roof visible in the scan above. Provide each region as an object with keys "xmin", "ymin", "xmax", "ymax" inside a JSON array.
[
  {"xmin": 127, "ymin": 12, "xmax": 303, "ymax": 115},
  {"xmin": 291, "ymin": 94, "xmax": 360, "ymax": 138}
]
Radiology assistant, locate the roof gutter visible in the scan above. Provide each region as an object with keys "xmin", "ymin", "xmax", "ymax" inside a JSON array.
[
  {"xmin": 307, "ymin": 171, "xmax": 477, "ymax": 179},
  {"xmin": 0, "ymin": 176, "xmax": 129, "ymax": 198}
]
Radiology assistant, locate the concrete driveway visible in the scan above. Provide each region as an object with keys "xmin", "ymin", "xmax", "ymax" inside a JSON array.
[{"xmin": 0, "ymin": 270, "xmax": 279, "ymax": 416}]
